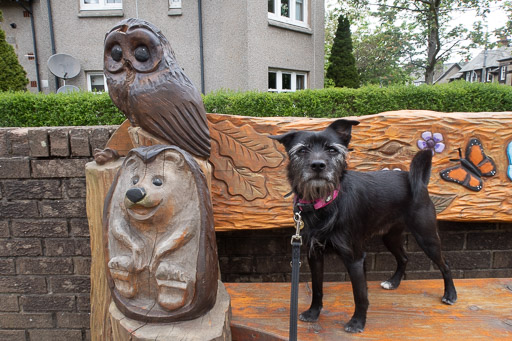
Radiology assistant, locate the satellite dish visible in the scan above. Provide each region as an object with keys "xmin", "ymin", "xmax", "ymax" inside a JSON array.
[
  {"xmin": 57, "ymin": 85, "xmax": 80, "ymax": 94},
  {"xmin": 48, "ymin": 54, "xmax": 81, "ymax": 79}
]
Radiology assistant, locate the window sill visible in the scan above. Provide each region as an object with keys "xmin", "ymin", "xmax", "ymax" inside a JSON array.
[
  {"xmin": 168, "ymin": 8, "xmax": 183, "ymax": 16},
  {"xmin": 268, "ymin": 18, "xmax": 312, "ymax": 35},
  {"xmin": 78, "ymin": 9, "xmax": 124, "ymax": 18}
]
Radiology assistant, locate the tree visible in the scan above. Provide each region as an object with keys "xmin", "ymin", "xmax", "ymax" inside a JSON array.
[
  {"xmin": 0, "ymin": 10, "xmax": 28, "ymax": 91},
  {"xmin": 326, "ymin": 14, "xmax": 360, "ymax": 88},
  {"xmin": 336, "ymin": 0, "xmax": 510, "ymax": 85}
]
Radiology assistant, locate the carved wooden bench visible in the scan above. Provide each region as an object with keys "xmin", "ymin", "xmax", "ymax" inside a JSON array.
[
  {"xmin": 90, "ymin": 110, "xmax": 512, "ymax": 340},
  {"xmin": 109, "ymin": 110, "xmax": 512, "ymax": 227}
]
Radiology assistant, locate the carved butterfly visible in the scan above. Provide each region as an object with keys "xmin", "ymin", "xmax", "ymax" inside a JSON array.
[{"xmin": 439, "ymin": 138, "xmax": 496, "ymax": 192}]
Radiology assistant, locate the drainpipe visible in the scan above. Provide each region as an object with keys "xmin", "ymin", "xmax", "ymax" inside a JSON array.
[
  {"xmin": 198, "ymin": 0, "xmax": 205, "ymax": 94},
  {"xmin": 16, "ymin": 0, "xmax": 41, "ymax": 92},
  {"xmin": 47, "ymin": 0, "xmax": 59, "ymax": 91}
]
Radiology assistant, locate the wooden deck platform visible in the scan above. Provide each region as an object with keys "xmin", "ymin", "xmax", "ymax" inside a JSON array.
[{"xmin": 225, "ymin": 278, "xmax": 512, "ymax": 340}]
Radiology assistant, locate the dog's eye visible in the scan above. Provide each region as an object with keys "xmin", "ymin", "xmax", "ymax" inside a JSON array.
[
  {"xmin": 132, "ymin": 176, "xmax": 139, "ymax": 185},
  {"xmin": 327, "ymin": 147, "xmax": 338, "ymax": 154},
  {"xmin": 152, "ymin": 177, "xmax": 163, "ymax": 186},
  {"xmin": 298, "ymin": 148, "xmax": 308, "ymax": 154}
]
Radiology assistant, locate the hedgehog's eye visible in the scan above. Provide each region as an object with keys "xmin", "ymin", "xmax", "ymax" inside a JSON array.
[
  {"xmin": 134, "ymin": 45, "xmax": 150, "ymax": 62},
  {"xmin": 111, "ymin": 45, "xmax": 123, "ymax": 62},
  {"xmin": 132, "ymin": 176, "xmax": 139, "ymax": 185},
  {"xmin": 152, "ymin": 177, "xmax": 163, "ymax": 187}
]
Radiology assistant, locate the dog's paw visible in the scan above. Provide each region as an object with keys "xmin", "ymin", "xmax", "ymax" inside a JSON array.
[
  {"xmin": 442, "ymin": 295, "xmax": 457, "ymax": 305},
  {"xmin": 442, "ymin": 290, "xmax": 457, "ymax": 305},
  {"xmin": 380, "ymin": 281, "xmax": 397, "ymax": 290},
  {"xmin": 299, "ymin": 309, "xmax": 320, "ymax": 322},
  {"xmin": 344, "ymin": 318, "xmax": 365, "ymax": 333}
]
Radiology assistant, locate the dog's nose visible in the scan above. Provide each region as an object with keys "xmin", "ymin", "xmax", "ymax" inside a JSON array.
[
  {"xmin": 311, "ymin": 160, "xmax": 326, "ymax": 172},
  {"xmin": 126, "ymin": 187, "xmax": 146, "ymax": 203}
]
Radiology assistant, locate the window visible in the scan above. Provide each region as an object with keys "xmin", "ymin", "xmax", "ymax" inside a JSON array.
[
  {"xmin": 80, "ymin": 0, "xmax": 122, "ymax": 11},
  {"xmin": 168, "ymin": 0, "xmax": 182, "ymax": 15},
  {"xmin": 87, "ymin": 72, "xmax": 108, "ymax": 93},
  {"xmin": 471, "ymin": 71, "xmax": 477, "ymax": 83},
  {"xmin": 500, "ymin": 66, "xmax": 507, "ymax": 81},
  {"xmin": 169, "ymin": 0, "xmax": 182, "ymax": 9},
  {"xmin": 268, "ymin": 69, "xmax": 307, "ymax": 92},
  {"xmin": 268, "ymin": 0, "xmax": 307, "ymax": 27}
]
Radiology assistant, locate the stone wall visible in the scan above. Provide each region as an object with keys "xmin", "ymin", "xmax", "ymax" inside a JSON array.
[{"xmin": 0, "ymin": 126, "xmax": 511, "ymax": 341}]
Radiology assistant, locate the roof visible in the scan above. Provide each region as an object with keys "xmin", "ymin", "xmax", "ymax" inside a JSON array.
[
  {"xmin": 458, "ymin": 48, "xmax": 512, "ymax": 73},
  {"xmin": 433, "ymin": 63, "xmax": 463, "ymax": 84}
]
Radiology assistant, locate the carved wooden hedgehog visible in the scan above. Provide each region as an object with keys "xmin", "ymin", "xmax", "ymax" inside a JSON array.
[{"xmin": 103, "ymin": 145, "xmax": 217, "ymax": 322}]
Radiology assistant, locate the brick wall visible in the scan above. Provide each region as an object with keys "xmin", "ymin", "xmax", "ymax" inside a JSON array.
[
  {"xmin": 0, "ymin": 126, "xmax": 113, "ymax": 341},
  {"xmin": 1, "ymin": 126, "xmax": 511, "ymax": 340}
]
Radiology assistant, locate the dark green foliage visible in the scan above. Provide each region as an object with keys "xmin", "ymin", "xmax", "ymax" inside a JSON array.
[
  {"xmin": 0, "ymin": 10, "xmax": 28, "ymax": 91},
  {"xmin": 203, "ymin": 82, "xmax": 512, "ymax": 117},
  {"xmin": 0, "ymin": 91, "xmax": 124, "ymax": 127},
  {"xmin": 1, "ymin": 82, "xmax": 511, "ymax": 127},
  {"xmin": 326, "ymin": 14, "xmax": 360, "ymax": 88}
]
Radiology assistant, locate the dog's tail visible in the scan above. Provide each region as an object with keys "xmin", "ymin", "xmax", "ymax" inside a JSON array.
[{"xmin": 408, "ymin": 149, "xmax": 432, "ymax": 200}]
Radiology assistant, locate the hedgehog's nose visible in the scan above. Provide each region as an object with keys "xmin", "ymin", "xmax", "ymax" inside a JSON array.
[{"xmin": 126, "ymin": 187, "xmax": 146, "ymax": 203}]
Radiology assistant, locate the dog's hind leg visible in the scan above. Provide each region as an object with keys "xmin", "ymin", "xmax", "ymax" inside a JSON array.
[
  {"xmin": 299, "ymin": 246, "xmax": 324, "ymax": 322},
  {"xmin": 380, "ymin": 228, "xmax": 408, "ymax": 290},
  {"xmin": 409, "ymin": 218, "xmax": 457, "ymax": 305}
]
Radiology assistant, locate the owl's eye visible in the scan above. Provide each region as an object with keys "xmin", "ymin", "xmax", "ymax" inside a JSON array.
[
  {"xmin": 134, "ymin": 45, "xmax": 150, "ymax": 62},
  {"xmin": 111, "ymin": 45, "xmax": 123, "ymax": 62}
]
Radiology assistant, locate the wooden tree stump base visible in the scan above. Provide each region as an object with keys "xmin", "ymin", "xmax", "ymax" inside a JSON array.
[{"xmin": 110, "ymin": 281, "xmax": 232, "ymax": 341}]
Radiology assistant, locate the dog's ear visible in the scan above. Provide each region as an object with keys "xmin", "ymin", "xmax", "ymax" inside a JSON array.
[
  {"xmin": 326, "ymin": 119, "xmax": 360, "ymax": 147},
  {"xmin": 268, "ymin": 132, "xmax": 298, "ymax": 152}
]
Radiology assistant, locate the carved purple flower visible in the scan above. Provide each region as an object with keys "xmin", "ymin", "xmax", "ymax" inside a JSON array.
[{"xmin": 417, "ymin": 131, "xmax": 445, "ymax": 155}]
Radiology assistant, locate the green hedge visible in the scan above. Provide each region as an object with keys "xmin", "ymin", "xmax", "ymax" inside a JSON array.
[
  {"xmin": 0, "ymin": 91, "xmax": 124, "ymax": 127},
  {"xmin": 1, "ymin": 82, "xmax": 511, "ymax": 127},
  {"xmin": 203, "ymin": 82, "xmax": 512, "ymax": 117}
]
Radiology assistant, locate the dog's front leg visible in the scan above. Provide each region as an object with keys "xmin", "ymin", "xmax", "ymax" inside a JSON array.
[
  {"xmin": 299, "ymin": 247, "xmax": 324, "ymax": 322},
  {"xmin": 343, "ymin": 255, "xmax": 369, "ymax": 333}
]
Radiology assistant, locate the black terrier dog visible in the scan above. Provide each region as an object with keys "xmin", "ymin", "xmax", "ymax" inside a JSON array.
[{"xmin": 270, "ymin": 119, "xmax": 457, "ymax": 333}]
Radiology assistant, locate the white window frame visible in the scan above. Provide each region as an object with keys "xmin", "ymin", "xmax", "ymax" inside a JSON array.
[
  {"xmin": 500, "ymin": 66, "xmax": 507, "ymax": 81},
  {"xmin": 268, "ymin": 69, "xmax": 307, "ymax": 93},
  {"xmin": 80, "ymin": 0, "xmax": 122, "ymax": 11},
  {"xmin": 471, "ymin": 70, "xmax": 477, "ymax": 83},
  {"xmin": 169, "ymin": 0, "xmax": 182, "ymax": 9},
  {"xmin": 268, "ymin": 0, "xmax": 308, "ymax": 28},
  {"xmin": 87, "ymin": 72, "xmax": 109, "ymax": 93}
]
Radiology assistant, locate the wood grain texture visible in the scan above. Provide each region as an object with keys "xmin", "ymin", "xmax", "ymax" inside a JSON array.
[
  {"xmin": 106, "ymin": 110, "xmax": 512, "ymax": 230},
  {"xmin": 110, "ymin": 281, "xmax": 231, "ymax": 341},
  {"xmin": 86, "ymin": 159, "xmax": 124, "ymax": 341},
  {"xmin": 226, "ymin": 278, "xmax": 512, "ymax": 340}
]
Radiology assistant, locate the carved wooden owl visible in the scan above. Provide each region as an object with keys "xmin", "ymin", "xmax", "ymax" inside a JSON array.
[{"xmin": 104, "ymin": 18, "xmax": 211, "ymax": 158}]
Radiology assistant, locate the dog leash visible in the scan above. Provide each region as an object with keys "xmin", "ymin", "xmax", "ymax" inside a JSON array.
[{"xmin": 289, "ymin": 211, "xmax": 303, "ymax": 341}]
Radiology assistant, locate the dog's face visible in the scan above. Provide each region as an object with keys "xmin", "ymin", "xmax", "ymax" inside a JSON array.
[{"xmin": 271, "ymin": 119, "xmax": 359, "ymax": 201}]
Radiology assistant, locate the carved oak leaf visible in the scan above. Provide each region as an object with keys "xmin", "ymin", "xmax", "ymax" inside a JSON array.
[
  {"xmin": 369, "ymin": 140, "xmax": 410, "ymax": 156},
  {"xmin": 210, "ymin": 120, "xmax": 284, "ymax": 172},
  {"xmin": 212, "ymin": 155, "xmax": 267, "ymax": 201},
  {"xmin": 429, "ymin": 193, "xmax": 457, "ymax": 215}
]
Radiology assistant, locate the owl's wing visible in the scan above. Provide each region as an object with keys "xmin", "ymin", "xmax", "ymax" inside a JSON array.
[{"xmin": 132, "ymin": 79, "xmax": 211, "ymax": 158}]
